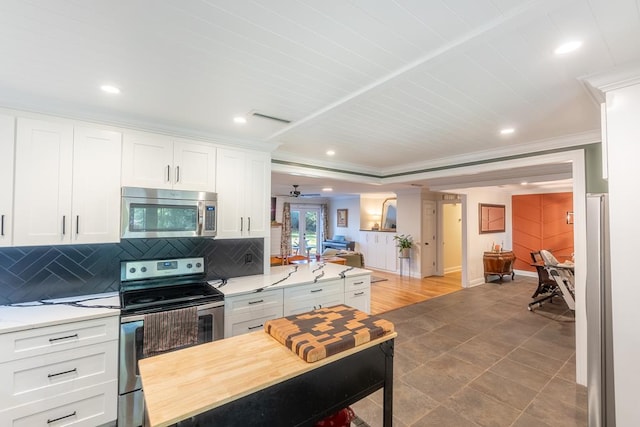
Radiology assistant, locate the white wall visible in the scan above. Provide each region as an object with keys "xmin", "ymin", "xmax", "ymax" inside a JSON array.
[
  {"xmin": 461, "ymin": 188, "xmax": 512, "ymax": 287},
  {"xmin": 397, "ymin": 189, "xmax": 423, "ymax": 277},
  {"xmin": 328, "ymin": 197, "xmax": 360, "ymax": 245},
  {"xmin": 604, "ymin": 82, "xmax": 640, "ymax": 426}
]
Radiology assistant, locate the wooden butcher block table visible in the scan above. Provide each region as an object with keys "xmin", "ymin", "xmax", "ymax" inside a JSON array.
[{"xmin": 139, "ymin": 306, "xmax": 397, "ymax": 427}]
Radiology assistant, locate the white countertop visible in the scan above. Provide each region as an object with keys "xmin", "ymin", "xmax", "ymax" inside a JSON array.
[
  {"xmin": 0, "ymin": 292, "xmax": 121, "ymax": 334},
  {"xmin": 217, "ymin": 263, "xmax": 371, "ymax": 297}
]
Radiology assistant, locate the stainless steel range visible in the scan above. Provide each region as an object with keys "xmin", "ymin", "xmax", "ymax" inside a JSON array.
[{"xmin": 118, "ymin": 257, "xmax": 224, "ymax": 427}]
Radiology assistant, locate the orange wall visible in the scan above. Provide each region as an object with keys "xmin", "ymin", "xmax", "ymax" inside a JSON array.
[{"xmin": 512, "ymin": 193, "xmax": 574, "ymax": 272}]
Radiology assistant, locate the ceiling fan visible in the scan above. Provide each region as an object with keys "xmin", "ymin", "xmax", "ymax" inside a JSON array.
[{"xmin": 282, "ymin": 184, "xmax": 321, "ymax": 198}]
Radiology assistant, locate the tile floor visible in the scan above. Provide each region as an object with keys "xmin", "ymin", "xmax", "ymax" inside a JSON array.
[{"xmin": 351, "ymin": 275, "xmax": 586, "ymax": 427}]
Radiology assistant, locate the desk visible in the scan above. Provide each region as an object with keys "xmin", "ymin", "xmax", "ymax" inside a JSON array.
[{"xmin": 139, "ymin": 330, "xmax": 396, "ymax": 427}]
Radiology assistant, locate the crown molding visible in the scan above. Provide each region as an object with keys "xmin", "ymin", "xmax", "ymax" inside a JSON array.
[{"xmin": 582, "ymin": 60, "xmax": 640, "ymax": 93}]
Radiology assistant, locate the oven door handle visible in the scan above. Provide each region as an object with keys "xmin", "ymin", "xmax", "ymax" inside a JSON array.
[{"xmin": 120, "ymin": 300, "xmax": 225, "ymax": 323}]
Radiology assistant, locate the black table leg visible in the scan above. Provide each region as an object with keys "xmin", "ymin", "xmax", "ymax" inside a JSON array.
[{"xmin": 382, "ymin": 340, "xmax": 394, "ymax": 427}]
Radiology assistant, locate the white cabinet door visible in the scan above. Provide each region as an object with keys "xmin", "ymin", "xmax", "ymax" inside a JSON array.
[
  {"xmin": 216, "ymin": 148, "xmax": 245, "ymax": 238},
  {"xmin": 121, "ymin": 132, "xmax": 173, "ymax": 189},
  {"xmin": 0, "ymin": 114, "xmax": 14, "ymax": 247},
  {"xmin": 72, "ymin": 127, "xmax": 122, "ymax": 243},
  {"xmin": 14, "ymin": 119, "xmax": 122, "ymax": 247},
  {"xmin": 344, "ymin": 275, "xmax": 371, "ymax": 313},
  {"xmin": 244, "ymin": 151, "xmax": 270, "ymax": 236},
  {"xmin": 215, "ymin": 148, "xmax": 270, "ymax": 238},
  {"xmin": 122, "ymin": 133, "xmax": 216, "ymax": 192},
  {"xmin": 383, "ymin": 233, "xmax": 398, "ymax": 272},
  {"xmin": 283, "ymin": 279, "xmax": 344, "ymax": 316},
  {"xmin": 172, "ymin": 140, "xmax": 216, "ymax": 191},
  {"xmin": 14, "ymin": 118, "xmax": 73, "ymax": 246},
  {"xmin": 360, "ymin": 232, "xmax": 396, "ymax": 271}
]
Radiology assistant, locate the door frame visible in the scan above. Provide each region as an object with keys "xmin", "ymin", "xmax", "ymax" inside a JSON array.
[{"xmin": 290, "ymin": 204, "xmax": 322, "ymax": 256}]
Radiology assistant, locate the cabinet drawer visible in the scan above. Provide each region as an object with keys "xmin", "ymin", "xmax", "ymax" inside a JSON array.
[
  {"xmin": 345, "ymin": 275, "xmax": 370, "ymax": 290},
  {"xmin": 283, "ymin": 279, "xmax": 343, "ymax": 301},
  {"xmin": 345, "ymin": 288, "xmax": 371, "ymax": 314},
  {"xmin": 0, "ymin": 316, "xmax": 119, "ymax": 363},
  {"xmin": 224, "ymin": 289, "xmax": 283, "ymax": 317},
  {"xmin": 225, "ymin": 306, "xmax": 283, "ymax": 338},
  {"xmin": 0, "ymin": 340, "xmax": 118, "ymax": 408},
  {"xmin": 283, "ymin": 293, "xmax": 345, "ymax": 317},
  {"xmin": 0, "ymin": 380, "xmax": 117, "ymax": 427}
]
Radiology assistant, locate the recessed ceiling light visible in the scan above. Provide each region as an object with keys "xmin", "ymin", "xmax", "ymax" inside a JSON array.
[
  {"xmin": 233, "ymin": 116, "xmax": 247, "ymax": 124},
  {"xmin": 322, "ymin": 187, "xmax": 333, "ymax": 192},
  {"xmin": 554, "ymin": 40, "xmax": 582, "ymax": 55},
  {"xmin": 521, "ymin": 182, "xmax": 528, "ymax": 186},
  {"xmin": 326, "ymin": 150, "xmax": 335, "ymax": 156},
  {"xmin": 100, "ymin": 85, "xmax": 120, "ymax": 94},
  {"xmin": 500, "ymin": 128, "xmax": 515, "ymax": 135}
]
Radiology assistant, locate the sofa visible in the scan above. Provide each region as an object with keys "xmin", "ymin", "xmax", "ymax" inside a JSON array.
[
  {"xmin": 321, "ymin": 248, "xmax": 364, "ymax": 268},
  {"xmin": 322, "ymin": 236, "xmax": 355, "ymax": 252}
]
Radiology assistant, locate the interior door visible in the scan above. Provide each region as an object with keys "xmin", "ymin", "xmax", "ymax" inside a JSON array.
[
  {"xmin": 290, "ymin": 207, "xmax": 320, "ymax": 257},
  {"xmin": 421, "ymin": 201, "xmax": 436, "ymax": 276}
]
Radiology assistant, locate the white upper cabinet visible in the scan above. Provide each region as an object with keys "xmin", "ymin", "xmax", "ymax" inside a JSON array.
[
  {"xmin": 122, "ymin": 132, "xmax": 216, "ymax": 191},
  {"xmin": 215, "ymin": 148, "xmax": 270, "ymax": 238},
  {"xmin": 14, "ymin": 118, "xmax": 74, "ymax": 246},
  {"xmin": 13, "ymin": 118, "xmax": 122, "ymax": 246},
  {"xmin": 0, "ymin": 114, "xmax": 15, "ymax": 247},
  {"xmin": 172, "ymin": 139, "xmax": 216, "ymax": 191},
  {"xmin": 72, "ymin": 126, "xmax": 122, "ymax": 244}
]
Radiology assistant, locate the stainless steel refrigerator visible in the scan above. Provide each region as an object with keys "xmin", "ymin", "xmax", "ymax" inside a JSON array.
[{"xmin": 586, "ymin": 194, "xmax": 615, "ymax": 426}]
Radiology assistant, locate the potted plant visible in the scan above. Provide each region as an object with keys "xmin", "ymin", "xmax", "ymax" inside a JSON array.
[{"xmin": 393, "ymin": 234, "xmax": 413, "ymax": 257}]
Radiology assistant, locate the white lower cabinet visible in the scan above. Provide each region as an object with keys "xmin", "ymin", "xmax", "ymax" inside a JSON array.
[
  {"xmin": 224, "ymin": 289, "xmax": 283, "ymax": 338},
  {"xmin": 344, "ymin": 275, "xmax": 371, "ymax": 314},
  {"xmin": 283, "ymin": 279, "xmax": 344, "ymax": 316},
  {"xmin": 224, "ymin": 274, "xmax": 371, "ymax": 337},
  {"xmin": 0, "ymin": 316, "xmax": 119, "ymax": 426}
]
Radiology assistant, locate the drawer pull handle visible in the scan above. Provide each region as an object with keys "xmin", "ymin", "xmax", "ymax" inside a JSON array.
[
  {"xmin": 248, "ymin": 299, "xmax": 264, "ymax": 305},
  {"xmin": 354, "ymin": 291, "xmax": 365, "ymax": 296},
  {"xmin": 48, "ymin": 411, "xmax": 76, "ymax": 424},
  {"xmin": 48, "ymin": 368, "xmax": 77, "ymax": 378},
  {"xmin": 49, "ymin": 333, "xmax": 78, "ymax": 343},
  {"xmin": 310, "ymin": 289, "xmax": 323, "ymax": 293},
  {"xmin": 248, "ymin": 324, "xmax": 264, "ymax": 330},
  {"xmin": 354, "ymin": 281, "xmax": 364, "ymax": 285}
]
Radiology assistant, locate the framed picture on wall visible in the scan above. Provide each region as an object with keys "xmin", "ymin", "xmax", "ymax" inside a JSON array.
[
  {"xmin": 337, "ymin": 209, "xmax": 348, "ymax": 227},
  {"xmin": 479, "ymin": 203, "xmax": 505, "ymax": 233}
]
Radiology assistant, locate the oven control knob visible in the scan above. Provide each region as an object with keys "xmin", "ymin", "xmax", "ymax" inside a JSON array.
[
  {"xmin": 196, "ymin": 262, "xmax": 202, "ymax": 268},
  {"xmin": 129, "ymin": 267, "xmax": 136, "ymax": 274},
  {"xmin": 141, "ymin": 267, "xmax": 147, "ymax": 273},
  {"xmin": 186, "ymin": 263, "xmax": 193, "ymax": 269}
]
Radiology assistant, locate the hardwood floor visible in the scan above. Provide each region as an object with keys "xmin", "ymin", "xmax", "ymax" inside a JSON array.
[{"xmin": 369, "ymin": 270, "xmax": 462, "ymax": 315}]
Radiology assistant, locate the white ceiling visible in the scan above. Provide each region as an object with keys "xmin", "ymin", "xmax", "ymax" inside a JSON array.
[{"xmin": 1, "ymin": 0, "xmax": 637, "ymax": 195}]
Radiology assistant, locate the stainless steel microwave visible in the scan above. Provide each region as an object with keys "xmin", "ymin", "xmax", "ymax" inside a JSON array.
[{"xmin": 121, "ymin": 187, "xmax": 217, "ymax": 238}]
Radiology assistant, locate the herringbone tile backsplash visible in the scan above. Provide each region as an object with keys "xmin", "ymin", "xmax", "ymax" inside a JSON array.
[{"xmin": 0, "ymin": 238, "xmax": 263, "ymax": 305}]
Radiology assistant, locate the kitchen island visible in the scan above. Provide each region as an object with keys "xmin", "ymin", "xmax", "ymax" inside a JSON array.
[
  {"xmin": 139, "ymin": 328, "xmax": 396, "ymax": 427},
  {"xmin": 219, "ymin": 262, "xmax": 372, "ymax": 338}
]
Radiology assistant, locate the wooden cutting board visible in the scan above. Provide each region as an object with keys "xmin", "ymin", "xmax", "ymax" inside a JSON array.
[{"xmin": 264, "ymin": 305, "xmax": 395, "ymax": 363}]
